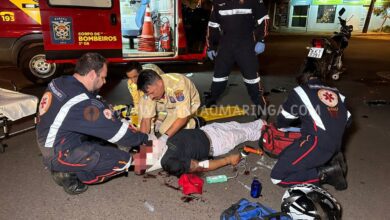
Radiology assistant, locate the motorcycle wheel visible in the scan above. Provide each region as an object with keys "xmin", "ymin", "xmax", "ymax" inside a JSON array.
[
  {"xmin": 335, "ymin": 55, "xmax": 343, "ymax": 70},
  {"xmin": 298, "ymin": 57, "xmax": 328, "ymax": 80},
  {"xmin": 315, "ymin": 57, "xmax": 329, "ymax": 80}
]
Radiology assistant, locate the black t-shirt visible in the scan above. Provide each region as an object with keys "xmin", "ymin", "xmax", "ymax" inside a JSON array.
[{"xmin": 161, "ymin": 129, "xmax": 210, "ymax": 177}]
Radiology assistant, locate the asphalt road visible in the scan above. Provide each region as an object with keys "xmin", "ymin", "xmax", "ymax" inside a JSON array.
[{"xmin": 0, "ymin": 35, "xmax": 389, "ymax": 219}]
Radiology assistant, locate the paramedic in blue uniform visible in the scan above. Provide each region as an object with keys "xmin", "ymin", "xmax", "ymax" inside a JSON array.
[
  {"xmin": 36, "ymin": 53, "xmax": 149, "ymax": 195},
  {"xmin": 205, "ymin": 0, "xmax": 269, "ymax": 118},
  {"xmin": 270, "ymin": 69, "xmax": 351, "ymax": 190}
]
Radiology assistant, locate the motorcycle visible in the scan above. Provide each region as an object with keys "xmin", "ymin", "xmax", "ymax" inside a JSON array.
[{"xmin": 301, "ymin": 7, "xmax": 353, "ymax": 80}]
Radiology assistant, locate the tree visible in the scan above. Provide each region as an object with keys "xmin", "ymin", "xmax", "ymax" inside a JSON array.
[{"xmin": 373, "ymin": 2, "xmax": 390, "ymax": 32}]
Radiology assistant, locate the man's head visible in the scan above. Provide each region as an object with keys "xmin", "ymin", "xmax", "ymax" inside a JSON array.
[
  {"xmin": 137, "ymin": 69, "xmax": 165, "ymax": 100},
  {"xmin": 125, "ymin": 61, "xmax": 142, "ymax": 84},
  {"xmin": 132, "ymin": 141, "xmax": 165, "ymax": 175},
  {"xmin": 74, "ymin": 53, "xmax": 107, "ymax": 92}
]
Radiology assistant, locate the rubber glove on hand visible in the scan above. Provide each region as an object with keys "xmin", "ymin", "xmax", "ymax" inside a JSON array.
[
  {"xmin": 148, "ymin": 133, "xmax": 158, "ymax": 141},
  {"xmin": 254, "ymin": 41, "xmax": 265, "ymax": 55},
  {"xmin": 158, "ymin": 133, "xmax": 169, "ymax": 143},
  {"xmin": 207, "ymin": 50, "xmax": 217, "ymax": 60}
]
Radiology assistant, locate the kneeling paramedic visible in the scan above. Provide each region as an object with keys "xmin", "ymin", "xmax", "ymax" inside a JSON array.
[
  {"xmin": 132, "ymin": 119, "xmax": 266, "ymax": 176},
  {"xmin": 270, "ymin": 69, "xmax": 351, "ymax": 190},
  {"xmin": 36, "ymin": 53, "xmax": 150, "ymax": 195}
]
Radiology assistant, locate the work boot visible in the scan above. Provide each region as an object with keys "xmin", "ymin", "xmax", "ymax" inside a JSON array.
[
  {"xmin": 51, "ymin": 171, "xmax": 88, "ymax": 195},
  {"xmin": 254, "ymin": 105, "xmax": 269, "ymax": 121},
  {"xmin": 203, "ymin": 92, "xmax": 217, "ymax": 108},
  {"xmin": 330, "ymin": 152, "xmax": 347, "ymax": 175},
  {"xmin": 51, "ymin": 171, "xmax": 72, "ymax": 186},
  {"xmin": 318, "ymin": 162, "xmax": 348, "ymax": 191}
]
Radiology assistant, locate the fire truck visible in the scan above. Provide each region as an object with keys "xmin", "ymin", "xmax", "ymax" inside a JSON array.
[{"xmin": 0, "ymin": 0, "xmax": 210, "ymax": 84}]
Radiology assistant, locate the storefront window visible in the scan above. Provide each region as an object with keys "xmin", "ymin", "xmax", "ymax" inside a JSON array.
[
  {"xmin": 317, "ymin": 5, "xmax": 337, "ymax": 23},
  {"xmin": 292, "ymin": 5, "xmax": 309, "ymax": 27}
]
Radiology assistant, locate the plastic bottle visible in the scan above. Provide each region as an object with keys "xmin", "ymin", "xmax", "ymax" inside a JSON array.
[
  {"xmin": 250, "ymin": 177, "xmax": 262, "ymax": 198},
  {"xmin": 206, "ymin": 175, "xmax": 228, "ymax": 184}
]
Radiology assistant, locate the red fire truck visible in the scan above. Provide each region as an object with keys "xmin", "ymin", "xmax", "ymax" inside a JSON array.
[{"xmin": 0, "ymin": 0, "xmax": 209, "ymax": 84}]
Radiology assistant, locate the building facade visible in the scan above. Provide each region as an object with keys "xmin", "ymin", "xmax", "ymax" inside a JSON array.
[{"xmin": 273, "ymin": 0, "xmax": 390, "ymax": 32}]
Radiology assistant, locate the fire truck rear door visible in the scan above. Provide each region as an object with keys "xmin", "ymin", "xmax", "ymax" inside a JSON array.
[{"xmin": 40, "ymin": 0, "xmax": 122, "ymax": 61}]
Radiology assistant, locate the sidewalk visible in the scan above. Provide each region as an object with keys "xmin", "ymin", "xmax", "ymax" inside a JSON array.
[{"xmin": 270, "ymin": 29, "xmax": 390, "ymax": 40}]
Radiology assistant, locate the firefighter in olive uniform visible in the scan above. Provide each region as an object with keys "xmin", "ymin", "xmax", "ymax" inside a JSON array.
[
  {"xmin": 36, "ymin": 53, "xmax": 149, "ymax": 195},
  {"xmin": 125, "ymin": 62, "xmax": 165, "ymax": 115},
  {"xmin": 137, "ymin": 69, "xmax": 201, "ymax": 147}
]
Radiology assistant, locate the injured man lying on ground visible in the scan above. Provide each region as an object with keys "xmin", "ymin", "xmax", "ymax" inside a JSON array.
[{"xmin": 132, "ymin": 119, "xmax": 265, "ymax": 176}]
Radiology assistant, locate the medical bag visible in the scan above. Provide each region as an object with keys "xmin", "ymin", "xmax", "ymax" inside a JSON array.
[
  {"xmin": 220, "ymin": 198, "xmax": 291, "ymax": 220},
  {"xmin": 259, "ymin": 123, "xmax": 301, "ymax": 158}
]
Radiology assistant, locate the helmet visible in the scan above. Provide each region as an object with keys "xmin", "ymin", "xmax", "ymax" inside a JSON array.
[{"xmin": 281, "ymin": 184, "xmax": 342, "ymax": 220}]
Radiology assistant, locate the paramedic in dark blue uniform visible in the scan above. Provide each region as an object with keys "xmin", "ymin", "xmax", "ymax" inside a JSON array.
[
  {"xmin": 205, "ymin": 0, "xmax": 269, "ymax": 118},
  {"xmin": 270, "ymin": 70, "xmax": 351, "ymax": 190},
  {"xmin": 36, "ymin": 53, "xmax": 149, "ymax": 195}
]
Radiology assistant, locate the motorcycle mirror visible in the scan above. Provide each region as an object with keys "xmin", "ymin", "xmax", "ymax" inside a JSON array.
[{"xmin": 339, "ymin": 8, "xmax": 346, "ymax": 16}]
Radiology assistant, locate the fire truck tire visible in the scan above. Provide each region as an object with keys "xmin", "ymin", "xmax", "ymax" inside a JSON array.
[{"xmin": 20, "ymin": 46, "xmax": 63, "ymax": 84}]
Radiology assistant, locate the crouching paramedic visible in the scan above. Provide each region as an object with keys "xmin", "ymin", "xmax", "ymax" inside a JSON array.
[
  {"xmin": 132, "ymin": 119, "xmax": 265, "ymax": 177},
  {"xmin": 270, "ymin": 69, "xmax": 351, "ymax": 190},
  {"xmin": 36, "ymin": 53, "xmax": 149, "ymax": 195}
]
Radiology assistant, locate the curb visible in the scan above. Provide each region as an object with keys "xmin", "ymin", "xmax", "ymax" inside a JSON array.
[{"xmin": 269, "ymin": 31, "xmax": 390, "ymax": 40}]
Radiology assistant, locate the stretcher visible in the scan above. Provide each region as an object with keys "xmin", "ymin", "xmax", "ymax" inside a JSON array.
[{"xmin": 0, "ymin": 81, "xmax": 38, "ymax": 153}]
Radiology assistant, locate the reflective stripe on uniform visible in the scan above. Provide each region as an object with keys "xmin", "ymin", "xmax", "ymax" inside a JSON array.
[
  {"xmin": 108, "ymin": 122, "xmax": 129, "ymax": 143},
  {"xmin": 219, "ymin": 8, "xmax": 252, "ymax": 16},
  {"xmin": 294, "ymin": 87, "xmax": 326, "ymax": 131},
  {"xmin": 208, "ymin": 21, "xmax": 220, "ymax": 28},
  {"xmin": 281, "ymin": 109, "xmax": 299, "ymax": 119},
  {"xmin": 347, "ymin": 111, "xmax": 351, "ymax": 120},
  {"xmin": 113, "ymin": 157, "xmax": 132, "ymax": 172},
  {"xmin": 243, "ymin": 77, "xmax": 260, "ymax": 84},
  {"xmin": 257, "ymin": 15, "xmax": 270, "ymax": 25},
  {"xmin": 340, "ymin": 93, "xmax": 346, "ymax": 102},
  {"xmin": 213, "ymin": 76, "xmax": 229, "ymax": 82},
  {"xmin": 45, "ymin": 93, "xmax": 89, "ymax": 148}
]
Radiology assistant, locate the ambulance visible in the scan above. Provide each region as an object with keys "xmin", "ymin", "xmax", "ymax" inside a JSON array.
[{"xmin": 0, "ymin": 0, "xmax": 210, "ymax": 84}]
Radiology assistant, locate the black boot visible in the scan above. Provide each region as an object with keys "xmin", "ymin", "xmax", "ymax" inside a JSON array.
[
  {"xmin": 330, "ymin": 152, "xmax": 347, "ymax": 175},
  {"xmin": 51, "ymin": 171, "xmax": 88, "ymax": 195},
  {"xmin": 204, "ymin": 99, "xmax": 217, "ymax": 108},
  {"xmin": 202, "ymin": 92, "xmax": 217, "ymax": 108},
  {"xmin": 254, "ymin": 105, "xmax": 269, "ymax": 121},
  {"xmin": 318, "ymin": 162, "xmax": 348, "ymax": 191},
  {"xmin": 51, "ymin": 171, "xmax": 72, "ymax": 186}
]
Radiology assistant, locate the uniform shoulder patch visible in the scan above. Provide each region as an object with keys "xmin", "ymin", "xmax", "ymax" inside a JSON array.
[
  {"xmin": 174, "ymin": 90, "xmax": 185, "ymax": 102},
  {"xmin": 318, "ymin": 89, "xmax": 338, "ymax": 107},
  {"xmin": 103, "ymin": 109, "xmax": 113, "ymax": 120},
  {"xmin": 39, "ymin": 92, "xmax": 53, "ymax": 116},
  {"xmin": 168, "ymin": 96, "xmax": 176, "ymax": 103},
  {"xmin": 83, "ymin": 105, "xmax": 100, "ymax": 122}
]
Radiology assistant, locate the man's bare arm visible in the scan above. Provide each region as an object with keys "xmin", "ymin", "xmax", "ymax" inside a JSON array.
[
  {"xmin": 140, "ymin": 118, "xmax": 152, "ymax": 134},
  {"xmin": 189, "ymin": 154, "xmax": 241, "ymax": 173},
  {"xmin": 164, "ymin": 116, "xmax": 189, "ymax": 137}
]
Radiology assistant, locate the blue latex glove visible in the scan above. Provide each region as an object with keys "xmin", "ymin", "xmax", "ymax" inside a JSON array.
[
  {"xmin": 254, "ymin": 42, "xmax": 265, "ymax": 55},
  {"xmin": 207, "ymin": 50, "xmax": 217, "ymax": 60}
]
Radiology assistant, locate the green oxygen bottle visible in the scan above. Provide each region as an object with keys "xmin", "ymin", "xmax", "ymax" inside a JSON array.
[{"xmin": 206, "ymin": 175, "xmax": 228, "ymax": 184}]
